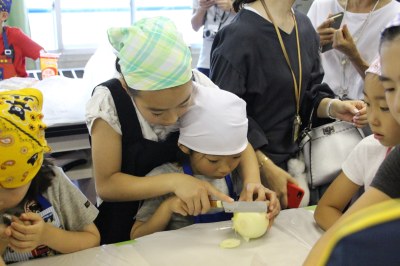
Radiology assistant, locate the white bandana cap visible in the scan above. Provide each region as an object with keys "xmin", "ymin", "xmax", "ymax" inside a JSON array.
[
  {"xmin": 366, "ymin": 56, "xmax": 381, "ymax": 76},
  {"xmin": 179, "ymin": 85, "xmax": 248, "ymax": 155}
]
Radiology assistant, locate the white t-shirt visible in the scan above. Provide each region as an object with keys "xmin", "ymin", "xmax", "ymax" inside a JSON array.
[
  {"xmin": 192, "ymin": 0, "xmax": 236, "ymax": 69},
  {"xmin": 342, "ymin": 135, "xmax": 391, "ymax": 190},
  {"xmin": 307, "ymin": 0, "xmax": 400, "ymax": 100}
]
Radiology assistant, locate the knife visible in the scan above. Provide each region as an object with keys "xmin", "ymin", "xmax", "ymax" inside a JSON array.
[{"xmin": 211, "ymin": 200, "xmax": 269, "ymax": 213}]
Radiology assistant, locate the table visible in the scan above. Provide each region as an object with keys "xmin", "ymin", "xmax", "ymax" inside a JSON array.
[{"xmin": 13, "ymin": 208, "xmax": 323, "ymax": 266}]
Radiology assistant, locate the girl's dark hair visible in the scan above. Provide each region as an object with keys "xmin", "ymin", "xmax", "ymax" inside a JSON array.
[
  {"xmin": 176, "ymin": 147, "xmax": 191, "ymax": 167},
  {"xmin": 380, "ymin": 25, "xmax": 400, "ymax": 49},
  {"xmin": 115, "ymin": 57, "xmax": 139, "ymax": 97},
  {"xmin": 25, "ymin": 158, "xmax": 56, "ymax": 201},
  {"xmin": 115, "ymin": 57, "xmax": 122, "ymax": 74},
  {"xmin": 233, "ymin": 0, "xmax": 257, "ymax": 13}
]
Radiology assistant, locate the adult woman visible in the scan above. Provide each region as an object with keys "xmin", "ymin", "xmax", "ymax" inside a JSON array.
[
  {"xmin": 307, "ymin": 0, "xmax": 400, "ymax": 100},
  {"xmin": 86, "ymin": 17, "xmax": 277, "ymax": 244},
  {"xmin": 210, "ymin": 0, "xmax": 367, "ymax": 208},
  {"xmin": 304, "ymin": 14, "xmax": 400, "ymax": 265}
]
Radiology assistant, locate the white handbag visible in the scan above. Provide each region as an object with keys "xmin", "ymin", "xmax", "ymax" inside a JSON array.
[{"xmin": 299, "ymin": 119, "xmax": 365, "ymax": 188}]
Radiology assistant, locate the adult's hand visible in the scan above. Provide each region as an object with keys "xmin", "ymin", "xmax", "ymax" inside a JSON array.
[
  {"xmin": 215, "ymin": 0, "xmax": 233, "ymax": 12},
  {"xmin": 333, "ymin": 25, "xmax": 359, "ymax": 60},
  {"xmin": 199, "ymin": 0, "xmax": 216, "ymax": 10},
  {"xmin": 331, "ymin": 99, "xmax": 367, "ymax": 127},
  {"xmin": 316, "ymin": 14, "xmax": 335, "ymax": 47},
  {"xmin": 165, "ymin": 196, "xmax": 190, "ymax": 216}
]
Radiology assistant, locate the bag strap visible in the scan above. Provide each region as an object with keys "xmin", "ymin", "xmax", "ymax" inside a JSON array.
[
  {"xmin": 298, "ymin": 107, "xmax": 315, "ymax": 150},
  {"xmin": 2, "ymin": 27, "xmax": 13, "ymax": 59}
]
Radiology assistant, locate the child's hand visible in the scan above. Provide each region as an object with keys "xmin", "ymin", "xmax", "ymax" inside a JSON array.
[
  {"xmin": 0, "ymin": 223, "xmax": 10, "ymax": 245},
  {"xmin": 7, "ymin": 213, "xmax": 48, "ymax": 253},
  {"xmin": 165, "ymin": 196, "xmax": 190, "ymax": 216}
]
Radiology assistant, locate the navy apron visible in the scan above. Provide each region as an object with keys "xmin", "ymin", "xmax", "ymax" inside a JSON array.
[{"xmin": 93, "ymin": 79, "xmax": 180, "ymax": 244}]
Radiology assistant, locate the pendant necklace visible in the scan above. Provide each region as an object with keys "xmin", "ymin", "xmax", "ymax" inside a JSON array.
[{"xmin": 260, "ymin": 0, "xmax": 302, "ymax": 142}]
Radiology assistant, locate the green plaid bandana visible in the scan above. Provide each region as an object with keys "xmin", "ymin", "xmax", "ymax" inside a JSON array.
[{"xmin": 108, "ymin": 17, "xmax": 192, "ymax": 91}]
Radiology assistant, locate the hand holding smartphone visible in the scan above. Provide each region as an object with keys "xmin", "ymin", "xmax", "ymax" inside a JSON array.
[
  {"xmin": 287, "ymin": 182, "xmax": 305, "ymax": 209},
  {"xmin": 321, "ymin": 12, "xmax": 344, "ymax": 53}
]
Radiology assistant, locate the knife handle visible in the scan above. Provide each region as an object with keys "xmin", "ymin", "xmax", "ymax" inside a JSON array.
[{"xmin": 210, "ymin": 200, "xmax": 223, "ymax": 208}]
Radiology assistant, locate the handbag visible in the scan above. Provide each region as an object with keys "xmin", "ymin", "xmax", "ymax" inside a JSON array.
[{"xmin": 298, "ymin": 111, "xmax": 365, "ymax": 189}]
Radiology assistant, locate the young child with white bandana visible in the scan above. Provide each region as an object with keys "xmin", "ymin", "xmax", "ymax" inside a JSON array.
[
  {"xmin": 313, "ymin": 57, "xmax": 400, "ymax": 231},
  {"xmin": 131, "ymin": 85, "xmax": 272, "ymax": 239},
  {"xmin": 0, "ymin": 89, "xmax": 99, "ymax": 264},
  {"xmin": 86, "ymin": 16, "xmax": 278, "ymax": 244}
]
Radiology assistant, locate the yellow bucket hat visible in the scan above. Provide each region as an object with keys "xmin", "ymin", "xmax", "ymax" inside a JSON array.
[{"xmin": 0, "ymin": 88, "xmax": 50, "ymax": 188}]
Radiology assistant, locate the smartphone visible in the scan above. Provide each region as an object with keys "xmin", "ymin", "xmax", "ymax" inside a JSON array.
[
  {"xmin": 287, "ymin": 182, "xmax": 305, "ymax": 209},
  {"xmin": 321, "ymin": 12, "xmax": 344, "ymax": 53}
]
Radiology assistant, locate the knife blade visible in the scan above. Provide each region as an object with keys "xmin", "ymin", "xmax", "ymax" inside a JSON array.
[{"xmin": 211, "ymin": 200, "xmax": 269, "ymax": 213}]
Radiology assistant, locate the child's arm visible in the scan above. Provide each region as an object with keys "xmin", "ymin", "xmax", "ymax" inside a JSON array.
[
  {"xmin": 130, "ymin": 196, "xmax": 188, "ymax": 239},
  {"xmin": 314, "ymin": 171, "xmax": 361, "ymax": 230},
  {"xmin": 6, "ymin": 213, "xmax": 100, "ymax": 254}
]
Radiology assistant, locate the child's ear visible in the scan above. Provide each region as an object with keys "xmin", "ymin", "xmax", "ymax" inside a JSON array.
[{"xmin": 178, "ymin": 143, "xmax": 190, "ymax": 154}]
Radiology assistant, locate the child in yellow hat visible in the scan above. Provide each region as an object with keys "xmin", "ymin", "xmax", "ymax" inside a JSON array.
[{"xmin": 0, "ymin": 88, "xmax": 99, "ymax": 264}]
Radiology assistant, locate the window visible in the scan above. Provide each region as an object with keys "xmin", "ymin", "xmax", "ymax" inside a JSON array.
[{"xmin": 25, "ymin": 0, "xmax": 201, "ymax": 53}]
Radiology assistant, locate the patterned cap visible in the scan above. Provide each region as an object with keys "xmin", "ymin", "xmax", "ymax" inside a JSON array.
[
  {"xmin": 0, "ymin": 88, "xmax": 50, "ymax": 188},
  {"xmin": 366, "ymin": 57, "xmax": 381, "ymax": 76},
  {"xmin": 0, "ymin": 0, "xmax": 11, "ymax": 13},
  {"xmin": 179, "ymin": 85, "xmax": 248, "ymax": 155},
  {"xmin": 108, "ymin": 16, "xmax": 192, "ymax": 91}
]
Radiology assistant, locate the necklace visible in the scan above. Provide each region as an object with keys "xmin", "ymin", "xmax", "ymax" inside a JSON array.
[
  {"xmin": 260, "ymin": 0, "xmax": 303, "ymax": 142},
  {"xmin": 339, "ymin": 0, "xmax": 380, "ymax": 99}
]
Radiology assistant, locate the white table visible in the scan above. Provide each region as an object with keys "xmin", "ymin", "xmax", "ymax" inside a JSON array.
[{"xmin": 13, "ymin": 208, "xmax": 323, "ymax": 266}]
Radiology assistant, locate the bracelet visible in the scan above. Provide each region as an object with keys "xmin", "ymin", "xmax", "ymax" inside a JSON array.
[
  {"xmin": 326, "ymin": 99, "xmax": 336, "ymax": 120},
  {"xmin": 258, "ymin": 155, "xmax": 269, "ymax": 168}
]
